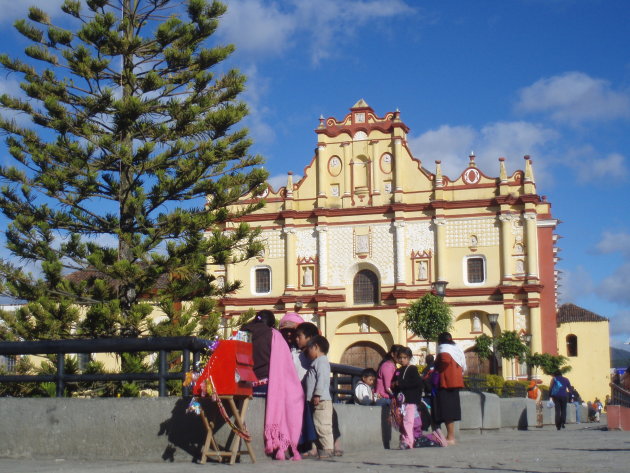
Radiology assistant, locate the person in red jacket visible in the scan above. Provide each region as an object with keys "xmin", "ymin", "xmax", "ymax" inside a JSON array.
[{"xmin": 434, "ymin": 332, "xmax": 465, "ymax": 445}]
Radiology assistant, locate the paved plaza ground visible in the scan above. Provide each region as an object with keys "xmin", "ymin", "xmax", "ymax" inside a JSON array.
[{"xmin": 1, "ymin": 422, "xmax": 628, "ymax": 473}]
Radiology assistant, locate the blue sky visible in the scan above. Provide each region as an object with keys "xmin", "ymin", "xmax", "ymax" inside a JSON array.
[{"xmin": 1, "ymin": 1, "xmax": 629, "ymax": 348}]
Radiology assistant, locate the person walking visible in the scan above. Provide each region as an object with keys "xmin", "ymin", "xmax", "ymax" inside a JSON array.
[{"xmin": 549, "ymin": 370, "xmax": 572, "ymax": 430}]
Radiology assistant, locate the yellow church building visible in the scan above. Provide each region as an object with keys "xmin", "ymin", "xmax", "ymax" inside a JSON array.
[{"xmin": 210, "ymin": 100, "xmax": 610, "ymax": 400}]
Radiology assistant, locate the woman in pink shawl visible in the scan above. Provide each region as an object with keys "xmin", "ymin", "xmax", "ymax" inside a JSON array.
[
  {"xmin": 244, "ymin": 310, "xmax": 304, "ymax": 460},
  {"xmin": 375, "ymin": 344, "xmax": 403, "ymax": 403}
]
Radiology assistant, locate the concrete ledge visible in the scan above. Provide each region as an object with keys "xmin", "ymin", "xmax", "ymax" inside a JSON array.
[
  {"xmin": 0, "ymin": 393, "xmax": 576, "ymax": 462},
  {"xmin": 499, "ymin": 397, "xmax": 535, "ymax": 429},
  {"xmin": 459, "ymin": 391, "xmax": 482, "ymax": 431},
  {"xmin": 482, "ymin": 393, "xmax": 501, "ymax": 430}
]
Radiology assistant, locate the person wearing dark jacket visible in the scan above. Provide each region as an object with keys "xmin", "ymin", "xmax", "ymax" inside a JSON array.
[
  {"xmin": 242, "ymin": 310, "xmax": 275, "ymax": 396},
  {"xmin": 392, "ymin": 346, "xmax": 422, "ymax": 449},
  {"xmin": 549, "ymin": 370, "xmax": 573, "ymax": 430}
]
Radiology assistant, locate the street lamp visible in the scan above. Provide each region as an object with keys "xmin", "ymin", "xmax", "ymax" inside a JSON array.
[
  {"xmin": 488, "ymin": 313, "xmax": 499, "ymax": 375},
  {"xmin": 432, "ymin": 280, "xmax": 448, "ymax": 298}
]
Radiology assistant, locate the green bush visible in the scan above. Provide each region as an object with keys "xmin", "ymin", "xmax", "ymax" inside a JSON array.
[{"xmin": 503, "ymin": 379, "xmax": 529, "ymax": 397}]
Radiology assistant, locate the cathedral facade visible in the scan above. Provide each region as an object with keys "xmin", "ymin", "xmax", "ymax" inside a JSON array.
[{"xmin": 211, "ymin": 100, "xmax": 561, "ymax": 381}]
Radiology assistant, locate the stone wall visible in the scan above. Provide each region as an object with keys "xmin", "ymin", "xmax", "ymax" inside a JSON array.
[{"xmin": 0, "ymin": 393, "xmax": 573, "ymax": 462}]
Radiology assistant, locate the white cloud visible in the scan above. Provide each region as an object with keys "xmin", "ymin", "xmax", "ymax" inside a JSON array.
[
  {"xmin": 610, "ymin": 310, "xmax": 630, "ymax": 349},
  {"xmin": 598, "ymin": 262, "xmax": 630, "ymax": 306},
  {"xmin": 408, "ymin": 121, "xmax": 558, "ymax": 183},
  {"xmin": 557, "ymin": 265, "xmax": 595, "ymax": 305},
  {"xmin": 266, "ymin": 173, "xmax": 301, "ymax": 192},
  {"xmin": 220, "ymin": 0, "xmax": 296, "ymax": 57},
  {"xmin": 596, "ymin": 231, "xmax": 630, "ymax": 257},
  {"xmin": 0, "ymin": 0, "xmax": 65, "ymax": 24},
  {"xmin": 241, "ymin": 65, "xmax": 276, "ymax": 144},
  {"xmin": 515, "ymin": 72, "xmax": 630, "ymax": 125},
  {"xmin": 407, "ymin": 125, "xmax": 475, "ymax": 177},
  {"xmin": 0, "ymin": 79, "xmax": 22, "ymax": 97},
  {"xmin": 221, "ymin": 0, "xmax": 414, "ymax": 64},
  {"xmin": 574, "ymin": 152, "xmax": 628, "ymax": 183}
]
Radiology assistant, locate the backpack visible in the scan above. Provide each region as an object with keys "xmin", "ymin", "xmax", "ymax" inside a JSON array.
[{"xmin": 550, "ymin": 378, "xmax": 563, "ymax": 397}]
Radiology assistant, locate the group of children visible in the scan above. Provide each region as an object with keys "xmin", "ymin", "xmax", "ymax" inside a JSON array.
[
  {"xmin": 246, "ymin": 311, "xmax": 456, "ymax": 458},
  {"xmin": 353, "ymin": 345, "xmax": 448, "ymax": 450},
  {"xmin": 277, "ymin": 314, "xmax": 341, "ymax": 459}
]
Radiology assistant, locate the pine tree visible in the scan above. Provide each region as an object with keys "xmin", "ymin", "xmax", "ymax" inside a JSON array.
[{"xmin": 0, "ymin": 0, "xmax": 267, "ymax": 344}]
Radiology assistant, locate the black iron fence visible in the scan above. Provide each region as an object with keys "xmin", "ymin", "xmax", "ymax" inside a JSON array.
[
  {"xmin": 0, "ymin": 337, "xmax": 365, "ymax": 400},
  {"xmin": 330, "ymin": 363, "xmax": 364, "ymax": 403},
  {"xmin": 0, "ymin": 337, "xmax": 210, "ymax": 397},
  {"xmin": 610, "ymin": 382, "xmax": 630, "ymax": 408}
]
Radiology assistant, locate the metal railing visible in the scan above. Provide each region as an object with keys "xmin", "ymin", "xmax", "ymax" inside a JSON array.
[
  {"xmin": 330, "ymin": 362, "xmax": 364, "ymax": 403},
  {"xmin": 610, "ymin": 382, "xmax": 630, "ymax": 408},
  {"xmin": 464, "ymin": 376, "xmax": 534, "ymax": 399},
  {"xmin": 0, "ymin": 337, "xmax": 210, "ymax": 397}
]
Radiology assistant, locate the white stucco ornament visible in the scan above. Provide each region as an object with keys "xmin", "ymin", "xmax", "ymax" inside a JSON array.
[{"xmin": 463, "ymin": 167, "xmax": 481, "ymax": 185}]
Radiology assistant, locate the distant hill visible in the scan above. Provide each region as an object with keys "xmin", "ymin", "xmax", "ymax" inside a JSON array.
[{"xmin": 611, "ymin": 347, "xmax": 630, "ymax": 368}]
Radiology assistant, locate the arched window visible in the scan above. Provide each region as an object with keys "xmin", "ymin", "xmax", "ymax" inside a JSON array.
[
  {"xmin": 566, "ymin": 334, "xmax": 578, "ymax": 357},
  {"xmin": 252, "ymin": 266, "xmax": 271, "ymax": 294},
  {"xmin": 353, "ymin": 269, "xmax": 379, "ymax": 305},
  {"xmin": 465, "ymin": 255, "xmax": 486, "ymax": 284}
]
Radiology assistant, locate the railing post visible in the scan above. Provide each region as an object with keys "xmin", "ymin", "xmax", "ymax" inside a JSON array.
[
  {"xmin": 182, "ymin": 349, "xmax": 190, "ymax": 396},
  {"xmin": 332, "ymin": 372, "xmax": 339, "ymax": 403},
  {"xmin": 158, "ymin": 350, "xmax": 167, "ymax": 397},
  {"xmin": 56, "ymin": 354, "xmax": 65, "ymax": 398}
]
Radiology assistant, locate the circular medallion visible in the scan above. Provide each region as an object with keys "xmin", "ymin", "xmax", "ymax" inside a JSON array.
[
  {"xmin": 380, "ymin": 153, "xmax": 393, "ymax": 174},
  {"xmin": 328, "ymin": 156, "xmax": 342, "ymax": 176},
  {"xmin": 463, "ymin": 167, "xmax": 481, "ymax": 185}
]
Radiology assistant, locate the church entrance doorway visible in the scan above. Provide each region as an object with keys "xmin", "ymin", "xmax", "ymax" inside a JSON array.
[
  {"xmin": 340, "ymin": 341, "xmax": 386, "ymax": 369},
  {"xmin": 464, "ymin": 349, "xmax": 491, "ymax": 375}
]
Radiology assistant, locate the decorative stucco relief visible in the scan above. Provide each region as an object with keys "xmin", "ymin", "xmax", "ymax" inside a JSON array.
[
  {"xmin": 445, "ymin": 218, "xmax": 500, "ymax": 248},
  {"xmin": 296, "ymin": 229, "xmax": 317, "ymax": 258},
  {"xmin": 406, "ymin": 222, "xmax": 435, "ymax": 252},
  {"xmin": 327, "ymin": 226, "xmax": 354, "ymax": 286},
  {"xmin": 515, "ymin": 305, "xmax": 529, "ymax": 333},
  {"xmin": 260, "ymin": 230, "xmax": 284, "ymax": 258},
  {"xmin": 511, "ymin": 217, "xmax": 524, "ymax": 242},
  {"xmin": 327, "ymin": 224, "xmax": 395, "ymax": 286},
  {"xmin": 370, "ymin": 225, "xmax": 395, "ymax": 284}
]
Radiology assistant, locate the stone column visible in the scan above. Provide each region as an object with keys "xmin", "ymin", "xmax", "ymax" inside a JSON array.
[
  {"xmin": 503, "ymin": 307, "xmax": 515, "ymax": 380},
  {"xmin": 317, "ymin": 144, "xmax": 326, "ymax": 199},
  {"xmin": 434, "ymin": 217, "xmax": 447, "ymax": 283},
  {"xmin": 524, "ymin": 212, "xmax": 539, "ymax": 280},
  {"xmin": 316, "ymin": 225, "xmax": 328, "ymax": 287},
  {"xmin": 504, "ymin": 306, "xmax": 514, "ymax": 332},
  {"xmin": 370, "ymin": 140, "xmax": 380, "ymax": 195},
  {"xmin": 282, "ymin": 227, "xmax": 297, "ymax": 291},
  {"xmin": 499, "ymin": 214, "xmax": 513, "ymax": 281},
  {"xmin": 397, "ymin": 309, "xmax": 407, "ymax": 346},
  {"xmin": 529, "ymin": 305, "xmax": 542, "ymax": 354},
  {"xmin": 393, "ymin": 138, "xmax": 403, "ymax": 201},
  {"xmin": 394, "ymin": 221, "xmax": 406, "ymax": 284},
  {"xmin": 341, "ymin": 142, "xmax": 351, "ymax": 197}
]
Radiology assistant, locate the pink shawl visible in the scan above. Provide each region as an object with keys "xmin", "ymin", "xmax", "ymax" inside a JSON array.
[{"xmin": 264, "ymin": 328, "xmax": 304, "ymax": 460}]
